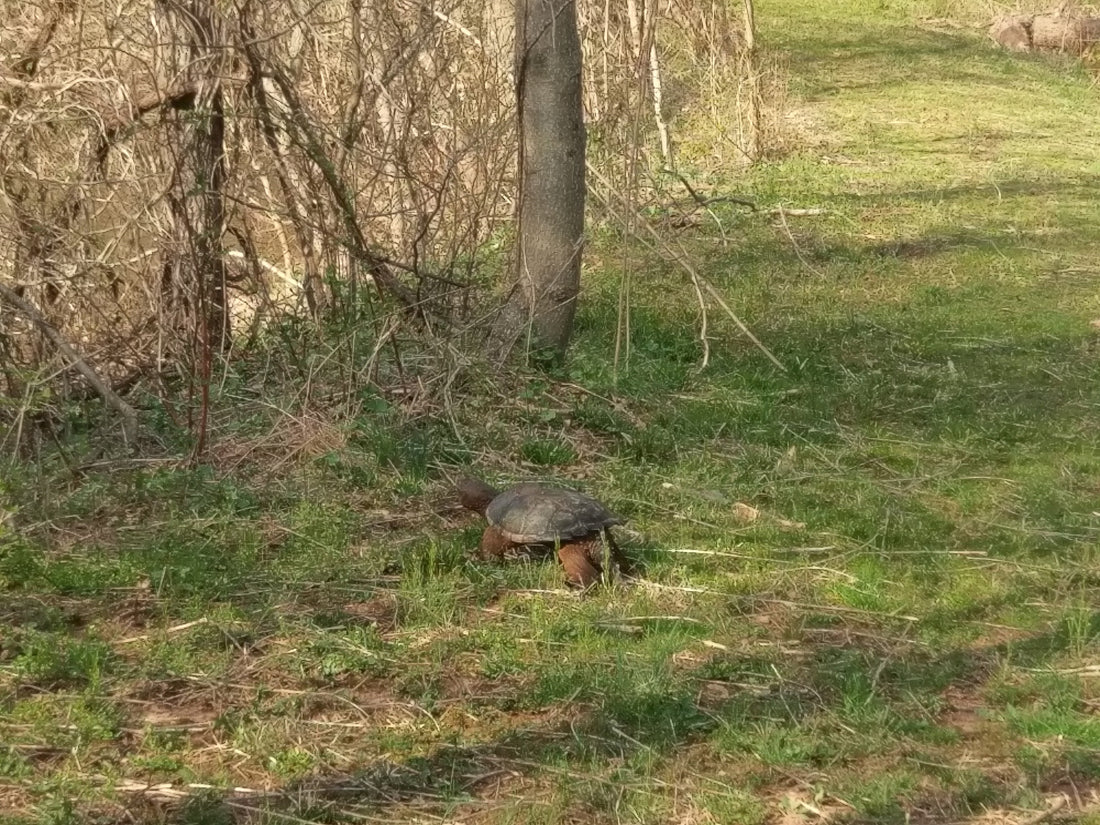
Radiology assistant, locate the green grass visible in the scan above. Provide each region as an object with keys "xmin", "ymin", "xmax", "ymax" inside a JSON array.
[{"xmin": 4, "ymin": 1, "xmax": 1100, "ymax": 822}]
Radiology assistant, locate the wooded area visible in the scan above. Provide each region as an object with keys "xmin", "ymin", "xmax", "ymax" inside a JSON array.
[{"xmin": 0, "ymin": 0, "xmax": 767, "ymax": 455}]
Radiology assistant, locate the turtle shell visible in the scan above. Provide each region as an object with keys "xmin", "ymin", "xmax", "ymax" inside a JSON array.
[{"xmin": 486, "ymin": 483, "xmax": 622, "ymax": 544}]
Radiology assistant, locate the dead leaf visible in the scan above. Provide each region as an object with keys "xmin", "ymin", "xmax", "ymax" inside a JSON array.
[{"xmin": 733, "ymin": 502, "xmax": 760, "ymax": 523}]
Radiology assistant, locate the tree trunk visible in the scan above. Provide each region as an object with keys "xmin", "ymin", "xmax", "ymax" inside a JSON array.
[
  {"xmin": 160, "ymin": 0, "xmax": 230, "ymax": 354},
  {"xmin": 498, "ymin": 0, "xmax": 586, "ymax": 361},
  {"xmin": 741, "ymin": 0, "xmax": 761, "ymax": 163}
]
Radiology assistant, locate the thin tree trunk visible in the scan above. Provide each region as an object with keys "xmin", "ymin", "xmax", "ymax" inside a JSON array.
[
  {"xmin": 741, "ymin": 0, "xmax": 761, "ymax": 162},
  {"xmin": 495, "ymin": 0, "xmax": 586, "ymax": 361}
]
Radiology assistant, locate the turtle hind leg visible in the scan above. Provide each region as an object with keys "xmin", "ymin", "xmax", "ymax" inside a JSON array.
[
  {"xmin": 478, "ymin": 524, "xmax": 513, "ymax": 561},
  {"xmin": 557, "ymin": 539, "xmax": 603, "ymax": 589}
]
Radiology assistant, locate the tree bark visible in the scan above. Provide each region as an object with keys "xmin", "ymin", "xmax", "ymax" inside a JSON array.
[
  {"xmin": 498, "ymin": 0, "xmax": 586, "ymax": 361},
  {"xmin": 158, "ymin": 0, "xmax": 230, "ymax": 355},
  {"xmin": 741, "ymin": 0, "xmax": 761, "ymax": 162}
]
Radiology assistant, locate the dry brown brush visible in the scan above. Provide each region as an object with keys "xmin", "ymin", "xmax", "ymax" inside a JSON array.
[{"xmin": 0, "ymin": 0, "xmax": 766, "ymax": 456}]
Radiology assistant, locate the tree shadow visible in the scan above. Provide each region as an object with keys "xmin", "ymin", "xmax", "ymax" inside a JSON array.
[
  {"xmin": 844, "ymin": 175, "xmax": 1100, "ymax": 212},
  {"xmin": 158, "ymin": 652, "xmax": 785, "ymax": 824},
  {"xmin": 142, "ymin": 604, "xmax": 1100, "ymax": 824},
  {"xmin": 780, "ymin": 22, "xmax": 1082, "ymax": 100}
]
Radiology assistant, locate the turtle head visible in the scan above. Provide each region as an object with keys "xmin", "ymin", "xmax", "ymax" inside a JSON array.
[{"xmin": 456, "ymin": 476, "xmax": 499, "ymax": 515}]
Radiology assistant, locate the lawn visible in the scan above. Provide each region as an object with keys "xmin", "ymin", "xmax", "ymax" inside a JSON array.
[{"xmin": 2, "ymin": 1, "xmax": 1100, "ymax": 823}]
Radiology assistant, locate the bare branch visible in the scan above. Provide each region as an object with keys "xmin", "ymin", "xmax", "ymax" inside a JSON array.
[{"xmin": 0, "ymin": 283, "xmax": 138, "ymax": 444}]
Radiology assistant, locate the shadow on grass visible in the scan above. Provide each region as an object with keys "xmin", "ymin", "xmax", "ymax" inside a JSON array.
[
  {"xmin": 150, "ymin": 609, "xmax": 1100, "ymax": 824},
  {"xmin": 576, "ymin": 286, "xmax": 1098, "ymax": 451},
  {"xmin": 162, "ymin": 656, "xmax": 769, "ymax": 824},
  {"xmin": 779, "ymin": 21, "xmax": 1085, "ymax": 100},
  {"xmin": 847, "ymin": 175, "xmax": 1100, "ymax": 212}
]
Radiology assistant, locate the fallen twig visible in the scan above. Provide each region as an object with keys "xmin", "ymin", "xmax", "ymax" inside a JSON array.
[
  {"xmin": 768, "ymin": 206, "xmax": 828, "ymax": 217},
  {"xmin": 113, "ymin": 778, "xmax": 268, "ymax": 800},
  {"xmin": 609, "ymin": 615, "xmax": 706, "ymax": 624},
  {"xmin": 759, "ymin": 598, "xmax": 919, "ymax": 623},
  {"xmin": 117, "ymin": 618, "xmax": 210, "ymax": 645},
  {"xmin": 1019, "ymin": 795, "xmax": 1067, "ymax": 825},
  {"xmin": 0, "ymin": 283, "xmax": 139, "ymax": 444}
]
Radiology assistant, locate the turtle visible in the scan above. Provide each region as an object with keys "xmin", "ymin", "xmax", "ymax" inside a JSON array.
[{"xmin": 456, "ymin": 476, "xmax": 629, "ymax": 588}]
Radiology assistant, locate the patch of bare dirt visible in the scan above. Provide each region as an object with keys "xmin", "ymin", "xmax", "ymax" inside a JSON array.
[
  {"xmin": 938, "ymin": 685, "xmax": 993, "ymax": 740},
  {"xmin": 953, "ymin": 792, "xmax": 1098, "ymax": 825},
  {"xmin": 133, "ymin": 697, "xmax": 221, "ymax": 731},
  {"xmin": 742, "ymin": 598, "xmax": 798, "ymax": 630},
  {"xmin": 123, "ymin": 678, "xmax": 225, "ymax": 743},
  {"xmin": 341, "ymin": 592, "xmax": 399, "ymax": 631},
  {"xmin": 966, "ymin": 623, "xmax": 1037, "ymax": 652}
]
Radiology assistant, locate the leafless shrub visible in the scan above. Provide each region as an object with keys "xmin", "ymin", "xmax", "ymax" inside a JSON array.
[{"xmin": 0, "ymin": 0, "xmax": 777, "ymax": 455}]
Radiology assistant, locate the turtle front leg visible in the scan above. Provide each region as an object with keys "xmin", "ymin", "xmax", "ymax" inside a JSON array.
[
  {"xmin": 557, "ymin": 539, "xmax": 603, "ymax": 589},
  {"xmin": 478, "ymin": 524, "xmax": 512, "ymax": 560}
]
